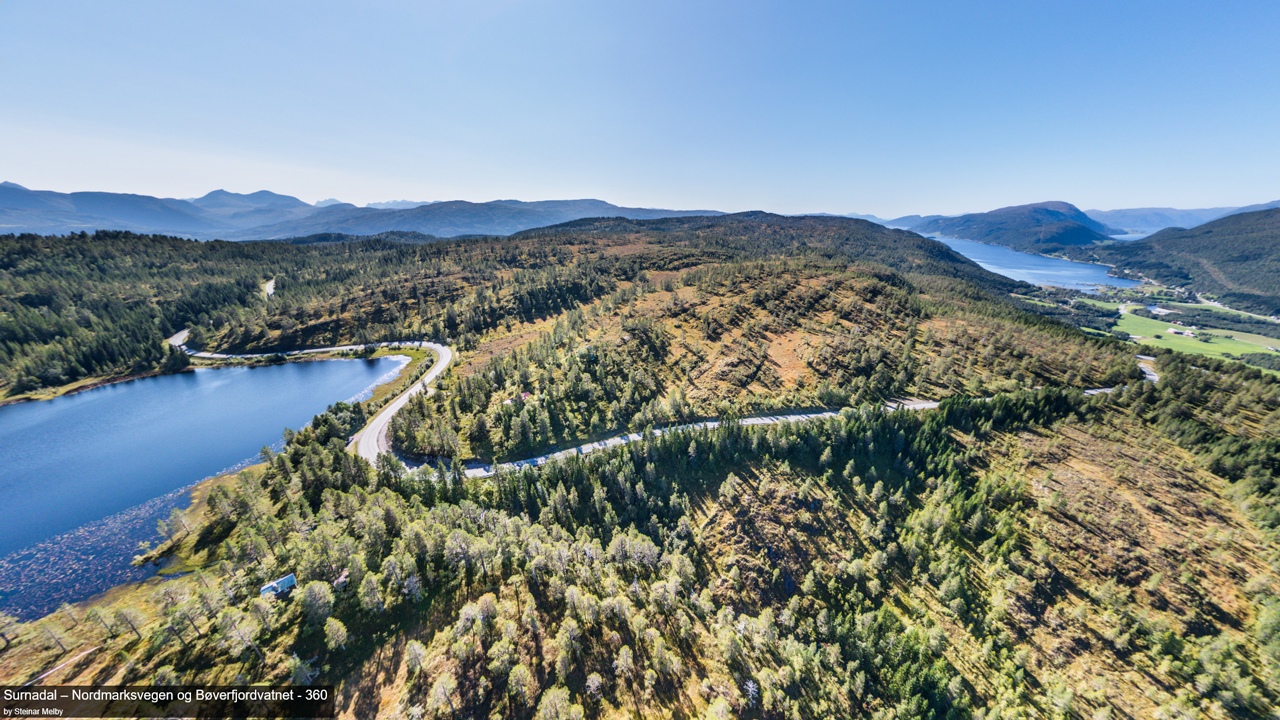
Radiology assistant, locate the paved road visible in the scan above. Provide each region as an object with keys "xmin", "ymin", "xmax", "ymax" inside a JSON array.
[
  {"xmin": 458, "ymin": 367, "xmax": 1162, "ymax": 479},
  {"xmin": 1195, "ymin": 293, "xmax": 1278, "ymax": 323},
  {"xmin": 461, "ymin": 399, "xmax": 957, "ymax": 479},
  {"xmin": 351, "ymin": 343, "xmax": 452, "ymax": 464},
  {"xmin": 167, "ymin": 330, "xmax": 453, "ymax": 465},
  {"xmin": 167, "ymin": 330, "xmax": 408, "ymax": 361},
  {"xmin": 168, "ymin": 329, "xmax": 1157, "ymax": 481},
  {"xmin": 1135, "ymin": 355, "xmax": 1161, "ymax": 383}
]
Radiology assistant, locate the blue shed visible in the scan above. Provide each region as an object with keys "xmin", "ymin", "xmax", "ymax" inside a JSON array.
[{"xmin": 260, "ymin": 573, "xmax": 297, "ymax": 598}]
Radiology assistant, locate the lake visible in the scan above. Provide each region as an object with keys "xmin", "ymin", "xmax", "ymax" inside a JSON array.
[
  {"xmin": 932, "ymin": 235, "xmax": 1142, "ymax": 292},
  {"xmin": 0, "ymin": 356, "xmax": 406, "ymax": 618}
]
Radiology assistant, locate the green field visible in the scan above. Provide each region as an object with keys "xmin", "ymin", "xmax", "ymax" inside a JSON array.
[
  {"xmin": 1012, "ymin": 294, "xmax": 1058, "ymax": 308},
  {"xmin": 1112, "ymin": 285, "xmax": 1184, "ymax": 301},
  {"xmin": 1211, "ymin": 327, "xmax": 1280, "ymax": 348},
  {"xmin": 1075, "ymin": 298, "xmax": 1123, "ymax": 311},
  {"xmin": 1114, "ymin": 309, "xmax": 1280, "ymax": 360},
  {"xmin": 1166, "ymin": 301, "xmax": 1275, "ymax": 321}
]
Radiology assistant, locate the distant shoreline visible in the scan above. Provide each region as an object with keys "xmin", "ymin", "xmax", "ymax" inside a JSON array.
[
  {"xmin": 927, "ymin": 233, "xmax": 1148, "ymax": 286},
  {"xmin": 0, "ymin": 350, "xmax": 381, "ymax": 409},
  {"xmin": 0, "ymin": 367, "xmax": 197, "ymax": 409}
]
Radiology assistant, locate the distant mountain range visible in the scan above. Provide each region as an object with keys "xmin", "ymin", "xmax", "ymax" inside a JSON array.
[
  {"xmin": 802, "ymin": 212, "xmax": 948, "ymax": 228},
  {"xmin": 899, "ymin": 201, "xmax": 1280, "ymax": 241},
  {"xmin": 1225, "ymin": 199, "xmax": 1280, "ymax": 217},
  {"xmin": 907, "ymin": 201, "xmax": 1118, "ymax": 252},
  {"xmin": 4, "ymin": 180, "xmax": 1277, "ymax": 243},
  {"xmin": 365, "ymin": 200, "xmax": 435, "ymax": 210},
  {"xmin": 884, "ymin": 214, "xmax": 947, "ymax": 229},
  {"xmin": 0, "ymin": 181, "xmax": 231, "ymax": 235},
  {"xmin": 1083, "ymin": 206, "xmax": 1238, "ymax": 234},
  {"xmin": 220, "ymin": 198, "xmax": 724, "ymax": 240},
  {"xmin": 1083, "ymin": 202, "xmax": 1280, "ymax": 234},
  {"xmin": 0, "ymin": 183, "xmax": 722, "ymax": 240},
  {"xmin": 882, "ymin": 199, "xmax": 1280, "ymax": 314}
]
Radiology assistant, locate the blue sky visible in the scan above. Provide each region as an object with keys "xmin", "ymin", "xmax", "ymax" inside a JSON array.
[{"xmin": 2, "ymin": 0, "xmax": 1277, "ymax": 216}]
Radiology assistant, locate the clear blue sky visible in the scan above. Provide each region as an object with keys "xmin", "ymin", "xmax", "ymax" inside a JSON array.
[{"xmin": 2, "ymin": 0, "xmax": 1278, "ymax": 216}]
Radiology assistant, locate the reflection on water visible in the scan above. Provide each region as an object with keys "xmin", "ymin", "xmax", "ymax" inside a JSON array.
[
  {"xmin": 932, "ymin": 235, "xmax": 1142, "ymax": 292},
  {"xmin": 0, "ymin": 356, "xmax": 406, "ymax": 618}
]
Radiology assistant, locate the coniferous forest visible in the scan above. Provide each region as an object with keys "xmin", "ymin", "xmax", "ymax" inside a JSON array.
[{"xmin": 2, "ymin": 214, "xmax": 1279, "ymax": 719}]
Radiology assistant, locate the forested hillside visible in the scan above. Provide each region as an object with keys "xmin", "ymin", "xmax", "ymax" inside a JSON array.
[
  {"xmin": 1073, "ymin": 209, "xmax": 1280, "ymax": 315},
  {"xmin": 389, "ymin": 258, "xmax": 1133, "ymax": 463},
  {"xmin": 4, "ymin": 353, "xmax": 1279, "ymax": 720},
  {"xmin": 909, "ymin": 202, "xmax": 1115, "ymax": 253},
  {"xmin": 0, "ymin": 213, "xmax": 1021, "ymax": 398},
  {"xmin": 0, "ymin": 231, "xmax": 426, "ymax": 396},
  {"xmin": 4, "ymin": 213, "xmax": 1280, "ymax": 719}
]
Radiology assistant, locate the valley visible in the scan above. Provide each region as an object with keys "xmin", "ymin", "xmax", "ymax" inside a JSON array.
[
  {"xmin": 6, "ymin": 2, "xmax": 1279, "ymax": 717},
  {"xmin": 2, "ymin": 214, "xmax": 1279, "ymax": 720}
]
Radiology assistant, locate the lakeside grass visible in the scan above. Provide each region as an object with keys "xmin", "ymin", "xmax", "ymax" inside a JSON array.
[
  {"xmin": 4, "ymin": 340, "xmax": 433, "ymax": 407},
  {"xmin": 364, "ymin": 347, "xmax": 438, "ymax": 407},
  {"xmin": 0, "ymin": 464, "xmax": 253, "ymax": 687},
  {"xmin": 0, "ymin": 368, "xmax": 193, "ymax": 405},
  {"xmin": 0, "ymin": 374, "xmax": 122, "ymax": 404},
  {"xmin": 151, "ymin": 470, "xmax": 248, "ymax": 576}
]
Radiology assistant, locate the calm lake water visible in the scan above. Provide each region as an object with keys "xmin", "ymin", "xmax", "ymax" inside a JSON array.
[
  {"xmin": 0, "ymin": 357, "xmax": 405, "ymax": 618},
  {"xmin": 932, "ymin": 235, "xmax": 1142, "ymax": 292}
]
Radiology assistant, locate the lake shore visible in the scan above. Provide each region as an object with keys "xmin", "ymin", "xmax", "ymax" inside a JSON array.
[
  {"xmin": 0, "ymin": 354, "xmax": 410, "ymax": 618},
  {"xmin": 930, "ymin": 234, "xmax": 1145, "ymax": 291},
  {"xmin": 0, "ymin": 367, "xmax": 197, "ymax": 408},
  {"xmin": 0, "ymin": 463, "xmax": 246, "ymax": 623},
  {"xmin": 0, "ymin": 345, "xmax": 395, "ymax": 408},
  {"xmin": 932, "ymin": 233, "xmax": 1135, "ymax": 273}
]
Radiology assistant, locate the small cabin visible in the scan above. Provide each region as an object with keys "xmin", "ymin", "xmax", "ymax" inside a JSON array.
[{"xmin": 260, "ymin": 573, "xmax": 297, "ymax": 598}]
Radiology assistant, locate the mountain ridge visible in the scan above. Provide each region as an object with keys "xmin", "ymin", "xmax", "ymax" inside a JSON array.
[
  {"xmin": 219, "ymin": 198, "xmax": 725, "ymax": 240},
  {"xmin": 909, "ymin": 201, "xmax": 1118, "ymax": 252},
  {"xmin": 1084, "ymin": 206, "xmax": 1238, "ymax": 233},
  {"xmin": 0, "ymin": 183, "xmax": 725, "ymax": 240},
  {"xmin": 1077, "ymin": 207, "xmax": 1280, "ymax": 314}
]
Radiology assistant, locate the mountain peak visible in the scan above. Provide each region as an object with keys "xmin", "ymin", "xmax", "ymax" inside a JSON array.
[
  {"xmin": 910, "ymin": 200, "xmax": 1116, "ymax": 251},
  {"xmin": 191, "ymin": 189, "xmax": 309, "ymax": 210},
  {"xmin": 0, "ymin": 181, "xmax": 30, "ymax": 190}
]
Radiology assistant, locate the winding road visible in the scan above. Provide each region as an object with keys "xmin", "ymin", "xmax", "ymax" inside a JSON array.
[
  {"xmin": 166, "ymin": 331, "xmax": 452, "ymax": 464},
  {"xmin": 461, "ymin": 401, "xmax": 941, "ymax": 478},
  {"xmin": 168, "ymin": 330, "xmax": 1159, "ymax": 481},
  {"xmin": 457, "ymin": 360, "xmax": 1162, "ymax": 478},
  {"xmin": 351, "ymin": 343, "xmax": 453, "ymax": 462}
]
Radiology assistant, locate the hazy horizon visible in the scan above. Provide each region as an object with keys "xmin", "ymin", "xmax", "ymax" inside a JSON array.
[
  {"xmin": 3, "ymin": 179, "xmax": 1269, "ymax": 223},
  {"xmin": 3, "ymin": 1, "xmax": 1278, "ymax": 217}
]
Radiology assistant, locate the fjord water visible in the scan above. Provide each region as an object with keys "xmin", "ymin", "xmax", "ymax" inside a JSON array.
[
  {"xmin": 932, "ymin": 235, "xmax": 1142, "ymax": 291},
  {"xmin": 0, "ymin": 357, "xmax": 405, "ymax": 616}
]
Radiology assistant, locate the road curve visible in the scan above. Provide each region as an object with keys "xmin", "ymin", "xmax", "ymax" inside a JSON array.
[
  {"xmin": 166, "ymin": 330, "xmax": 454, "ymax": 465},
  {"xmin": 168, "ymin": 329, "xmax": 1156, "ymax": 483},
  {"xmin": 460, "ymin": 399, "xmax": 941, "ymax": 478},
  {"xmin": 352, "ymin": 343, "xmax": 453, "ymax": 464},
  {"xmin": 460, "ymin": 363, "xmax": 1159, "ymax": 479}
]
